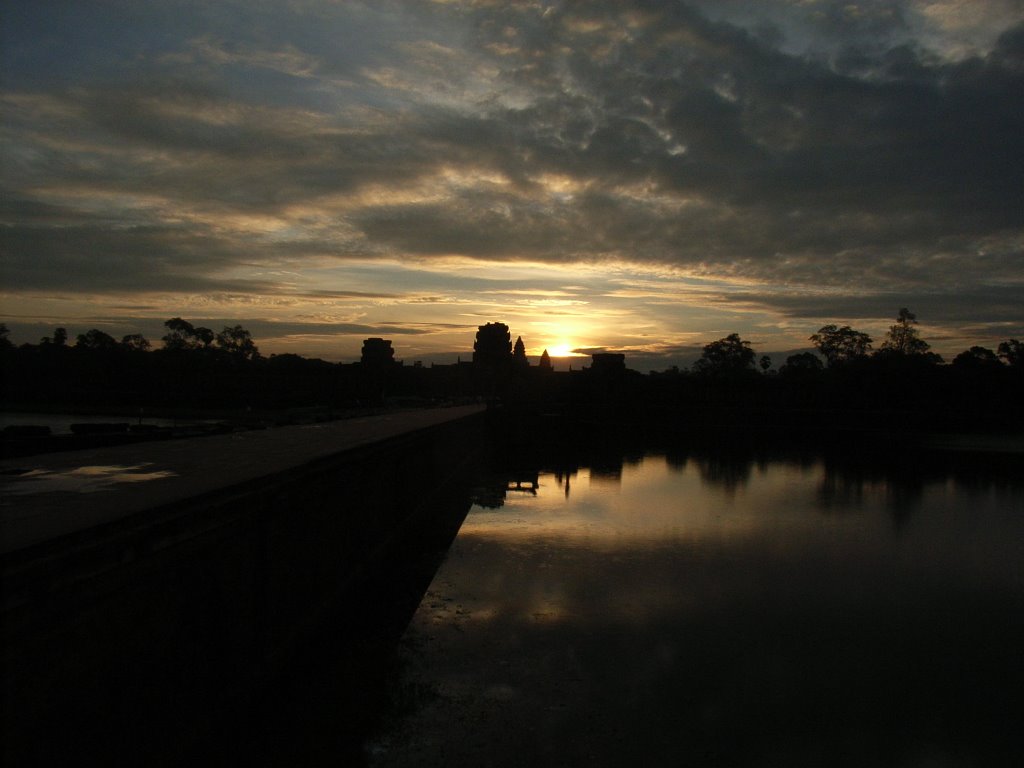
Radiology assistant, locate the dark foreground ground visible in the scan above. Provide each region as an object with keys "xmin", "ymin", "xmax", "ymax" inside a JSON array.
[
  {"xmin": 188, "ymin": 492, "xmax": 474, "ymax": 767},
  {"xmin": 4, "ymin": 407, "xmax": 1021, "ymax": 766},
  {"xmin": 1, "ymin": 407, "xmax": 485, "ymax": 767}
]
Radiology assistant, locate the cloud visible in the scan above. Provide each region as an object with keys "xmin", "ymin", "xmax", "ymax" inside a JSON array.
[{"xmin": 2, "ymin": 1, "xmax": 1022, "ymax": 356}]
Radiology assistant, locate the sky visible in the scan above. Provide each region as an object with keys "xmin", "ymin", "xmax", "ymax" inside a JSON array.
[{"xmin": 2, "ymin": 0, "xmax": 1022, "ymax": 370}]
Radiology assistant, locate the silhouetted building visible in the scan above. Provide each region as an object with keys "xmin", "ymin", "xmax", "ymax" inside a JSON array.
[
  {"xmin": 513, "ymin": 336, "xmax": 529, "ymax": 368},
  {"xmin": 361, "ymin": 338, "xmax": 396, "ymax": 368},
  {"xmin": 473, "ymin": 322, "xmax": 512, "ymax": 369},
  {"xmin": 591, "ymin": 352, "xmax": 625, "ymax": 373}
]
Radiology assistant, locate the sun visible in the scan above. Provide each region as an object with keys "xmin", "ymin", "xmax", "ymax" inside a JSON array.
[
  {"xmin": 545, "ymin": 343, "xmax": 580, "ymax": 358},
  {"xmin": 531, "ymin": 321, "xmax": 593, "ymax": 358}
]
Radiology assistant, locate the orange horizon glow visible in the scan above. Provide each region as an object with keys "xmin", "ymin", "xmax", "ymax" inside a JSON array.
[{"xmin": 539, "ymin": 343, "xmax": 588, "ymax": 358}]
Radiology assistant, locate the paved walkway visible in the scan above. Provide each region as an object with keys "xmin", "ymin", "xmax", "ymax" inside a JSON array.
[{"xmin": 0, "ymin": 405, "xmax": 485, "ymax": 555}]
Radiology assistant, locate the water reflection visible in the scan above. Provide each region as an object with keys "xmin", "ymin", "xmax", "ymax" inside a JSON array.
[
  {"xmin": 1, "ymin": 463, "xmax": 177, "ymax": 495},
  {"xmin": 693, "ymin": 453, "xmax": 753, "ymax": 493},
  {"xmin": 473, "ymin": 437, "xmax": 1024, "ymax": 528},
  {"xmin": 374, "ymin": 445, "xmax": 1024, "ymax": 767}
]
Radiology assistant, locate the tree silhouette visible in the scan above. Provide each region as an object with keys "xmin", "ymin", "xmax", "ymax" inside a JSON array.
[
  {"xmin": 998, "ymin": 339, "xmax": 1022, "ymax": 368},
  {"xmin": 121, "ymin": 334, "xmax": 151, "ymax": 352},
  {"xmin": 694, "ymin": 333, "xmax": 756, "ymax": 376},
  {"xmin": 880, "ymin": 308, "xmax": 931, "ymax": 356},
  {"xmin": 41, "ymin": 327, "xmax": 68, "ymax": 347},
  {"xmin": 158, "ymin": 317, "xmax": 206, "ymax": 354},
  {"xmin": 75, "ymin": 329, "xmax": 118, "ymax": 351},
  {"xmin": 779, "ymin": 352, "xmax": 824, "ymax": 378},
  {"xmin": 0, "ymin": 323, "xmax": 12, "ymax": 350},
  {"xmin": 217, "ymin": 325, "xmax": 259, "ymax": 361},
  {"xmin": 952, "ymin": 346, "xmax": 1001, "ymax": 369},
  {"xmin": 809, "ymin": 324, "xmax": 872, "ymax": 366},
  {"xmin": 194, "ymin": 326, "xmax": 215, "ymax": 348}
]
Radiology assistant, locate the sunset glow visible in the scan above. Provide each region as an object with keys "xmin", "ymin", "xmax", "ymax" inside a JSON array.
[
  {"xmin": 2, "ymin": 1, "xmax": 1021, "ymax": 369},
  {"xmin": 543, "ymin": 344, "xmax": 584, "ymax": 359}
]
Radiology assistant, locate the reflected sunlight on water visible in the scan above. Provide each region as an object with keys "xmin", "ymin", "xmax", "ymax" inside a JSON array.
[
  {"xmin": 371, "ymin": 450, "xmax": 1024, "ymax": 767},
  {"xmin": 2, "ymin": 464, "xmax": 178, "ymax": 495},
  {"xmin": 462, "ymin": 457, "xmax": 871, "ymax": 547}
]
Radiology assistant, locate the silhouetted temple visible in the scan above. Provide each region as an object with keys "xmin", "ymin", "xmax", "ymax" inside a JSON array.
[
  {"xmin": 513, "ymin": 336, "xmax": 529, "ymax": 368},
  {"xmin": 361, "ymin": 337, "xmax": 395, "ymax": 367},
  {"xmin": 591, "ymin": 352, "xmax": 626, "ymax": 373},
  {"xmin": 473, "ymin": 322, "xmax": 512, "ymax": 368}
]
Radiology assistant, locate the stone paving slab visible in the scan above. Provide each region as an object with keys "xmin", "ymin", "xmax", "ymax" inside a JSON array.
[{"xmin": 0, "ymin": 405, "xmax": 485, "ymax": 555}]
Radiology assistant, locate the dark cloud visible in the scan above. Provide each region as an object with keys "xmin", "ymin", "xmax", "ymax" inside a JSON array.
[
  {"xmin": 244, "ymin": 319, "xmax": 436, "ymax": 338},
  {"xmin": 354, "ymin": 4, "xmax": 1023, "ymax": 281},
  {"xmin": 2, "ymin": 1, "xmax": 1021, "ymax": 346},
  {"xmin": 0, "ymin": 215, "xmax": 274, "ymax": 294},
  {"xmin": 718, "ymin": 285, "xmax": 1024, "ymax": 332},
  {"xmin": 302, "ymin": 289, "xmax": 402, "ymax": 300}
]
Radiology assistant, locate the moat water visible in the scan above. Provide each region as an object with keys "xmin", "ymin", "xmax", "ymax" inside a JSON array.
[{"xmin": 369, "ymin": 444, "xmax": 1024, "ymax": 767}]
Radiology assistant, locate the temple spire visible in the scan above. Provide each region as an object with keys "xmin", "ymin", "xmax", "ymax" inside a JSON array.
[{"xmin": 539, "ymin": 348, "xmax": 552, "ymax": 371}]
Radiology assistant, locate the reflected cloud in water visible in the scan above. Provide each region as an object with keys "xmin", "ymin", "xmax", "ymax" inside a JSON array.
[
  {"xmin": 375, "ymin": 448, "xmax": 1024, "ymax": 767},
  {"xmin": 475, "ymin": 438, "xmax": 1024, "ymax": 528}
]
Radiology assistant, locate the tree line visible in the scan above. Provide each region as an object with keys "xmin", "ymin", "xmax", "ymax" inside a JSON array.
[
  {"xmin": 2, "ymin": 309, "xmax": 1020, "ymax": 375},
  {"xmin": 1, "ymin": 312, "xmax": 1021, "ymax": 432},
  {"xmin": 690, "ymin": 308, "xmax": 1021, "ymax": 378},
  {"xmin": 15, "ymin": 317, "xmax": 261, "ymax": 361}
]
